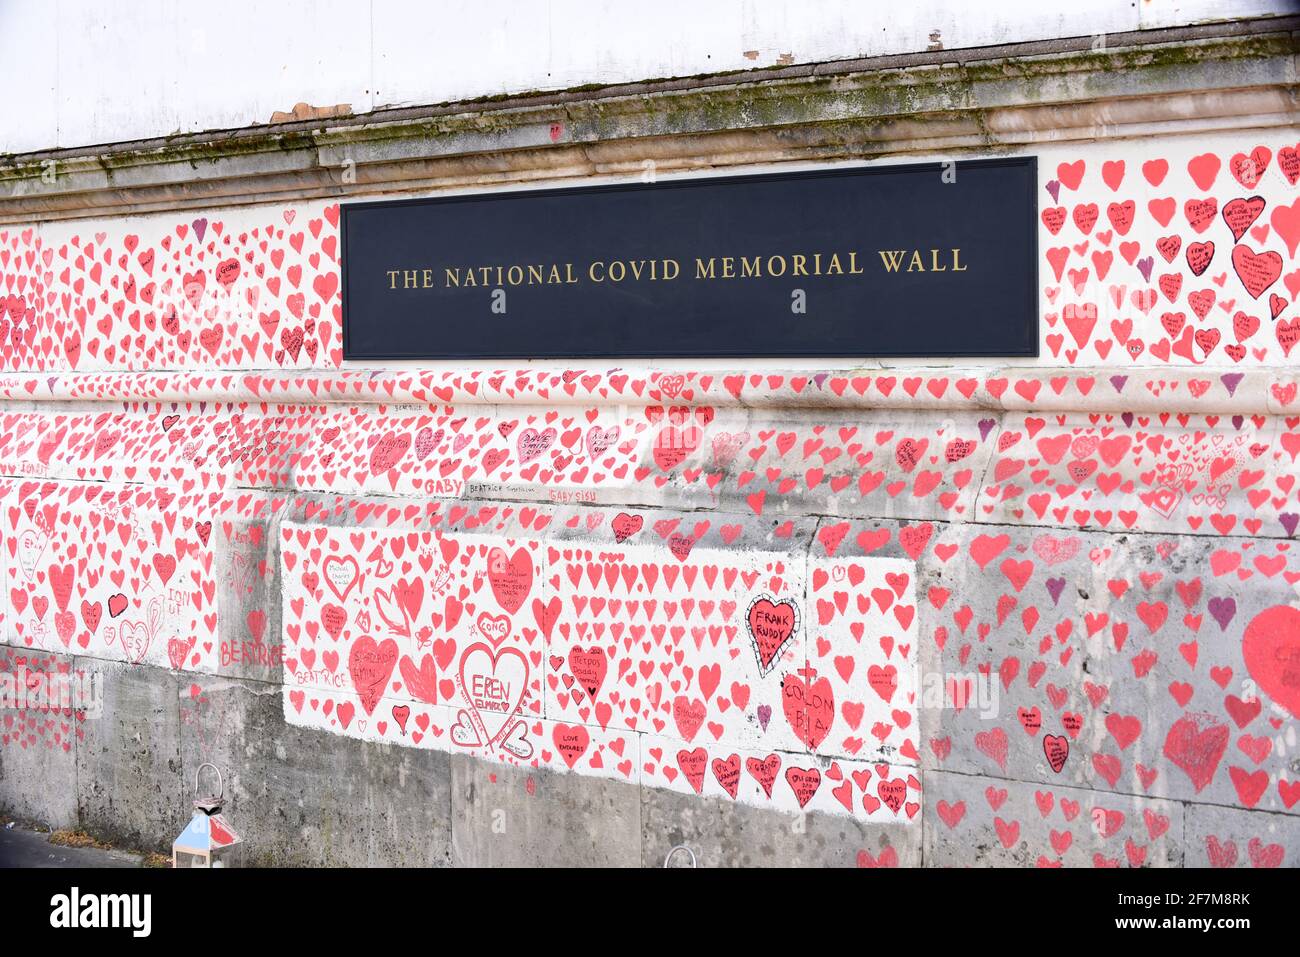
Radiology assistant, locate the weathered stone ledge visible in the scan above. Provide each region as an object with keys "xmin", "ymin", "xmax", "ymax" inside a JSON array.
[
  {"xmin": 0, "ymin": 366, "xmax": 1296, "ymax": 415},
  {"xmin": 0, "ymin": 20, "xmax": 1295, "ymax": 223}
]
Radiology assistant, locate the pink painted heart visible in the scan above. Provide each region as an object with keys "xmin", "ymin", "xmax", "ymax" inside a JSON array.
[
  {"xmin": 746, "ymin": 595, "xmax": 799, "ymax": 675},
  {"xmin": 458, "ymin": 642, "xmax": 528, "ymax": 745},
  {"xmin": 486, "ymin": 546, "xmax": 532, "ymax": 614},
  {"xmin": 348, "ymin": 635, "xmax": 398, "ymax": 716}
]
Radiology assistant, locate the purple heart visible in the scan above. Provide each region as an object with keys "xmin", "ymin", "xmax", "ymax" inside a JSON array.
[
  {"xmin": 1046, "ymin": 577, "xmax": 1066, "ymax": 605},
  {"xmin": 1231, "ymin": 415, "xmax": 1244, "ymax": 430},
  {"xmin": 192, "ymin": 217, "xmax": 208, "ymax": 243},
  {"xmin": 1221, "ymin": 373, "xmax": 1244, "ymax": 397},
  {"xmin": 1137, "ymin": 256, "xmax": 1154, "ymax": 282},
  {"xmin": 1207, "ymin": 596, "xmax": 1236, "ymax": 632},
  {"xmin": 1046, "ymin": 179, "xmax": 1061, "ymax": 203},
  {"xmin": 756, "ymin": 704, "xmax": 771, "ymax": 732},
  {"xmin": 1281, "ymin": 513, "xmax": 1299, "ymax": 537},
  {"xmin": 978, "ymin": 418, "xmax": 996, "ymax": 441},
  {"xmin": 1122, "ymin": 412, "xmax": 1134, "ymax": 428},
  {"xmin": 1110, "ymin": 375, "xmax": 1128, "ymax": 394}
]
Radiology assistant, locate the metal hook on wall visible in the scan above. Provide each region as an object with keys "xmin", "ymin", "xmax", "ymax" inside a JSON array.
[
  {"xmin": 194, "ymin": 762, "xmax": 224, "ymax": 800},
  {"xmin": 663, "ymin": 844, "xmax": 698, "ymax": 868},
  {"xmin": 192, "ymin": 762, "xmax": 226, "ymax": 814}
]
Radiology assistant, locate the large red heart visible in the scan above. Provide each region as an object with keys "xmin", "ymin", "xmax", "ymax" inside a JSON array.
[
  {"xmin": 1222, "ymin": 196, "xmax": 1266, "ymax": 242},
  {"xmin": 1043, "ymin": 734, "xmax": 1069, "ymax": 773},
  {"xmin": 516, "ymin": 427, "xmax": 555, "ymax": 463},
  {"xmin": 1242, "ymin": 605, "xmax": 1300, "ymax": 718},
  {"xmin": 782, "ymin": 670, "xmax": 834, "ymax": 750},
  {"xmin": 486, "ymin": 547, "xmax": 532, "ymax": 614},
  {"xmin": 568, "ymin": 645, "xmax": 608, "ymax": 699},
  {"xmin": 367, "ymin": 431, "xmax": 410, "ymax": 475},
  {"xmin": 398, "ymin": 653, "xmax": 438, "ymax": 705},
  {"xmin": 747, "ymin": 596, "xmax": 799, "ymax": 675},
  {"xmin": 348, "ymin": 636, "xmax": 398, "ymax": 716},
  {"xmin": 1163, "ymin": 712, "xmax": 1228, "ymax": 793},
  {"xmin": 611, "ymin": 512, "xmax": 643, "ymax": 543},
  {"xmin": 1231, "ymin": 244, "xmax": 1282, "ymax": 299},
  {"xmin": 458, "ymin": 642, "xmax": 528, "ymax": 745},
  {"xmin": 322, "ymin": 555, "xmax": 360, "ymax": 602},
  {"xmin": 553, "ymin": 724, "xmax": 590, "ymax": 769}
]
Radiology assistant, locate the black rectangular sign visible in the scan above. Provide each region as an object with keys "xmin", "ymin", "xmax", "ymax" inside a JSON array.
[{"xmin": 341, "ymin": 157, "xmax": 1037, "ymax": 358}]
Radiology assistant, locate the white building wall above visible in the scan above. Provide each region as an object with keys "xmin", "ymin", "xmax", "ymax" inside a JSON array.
[{"xmin": 1, "ymin": 0, "xmax": 1293, "ymax": 155}]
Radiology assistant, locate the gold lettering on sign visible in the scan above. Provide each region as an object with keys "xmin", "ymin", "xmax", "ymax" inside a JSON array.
[
  {"xmin": 388, "ymin": 248, "xmax": 963, "ymax": 289},
  {"xmin": 440, "ymin": 264, "xmax": 580, "ymax": 287},
  {"xmin": 877, "ymin": 249, "xmax": 965, "ymax": 273}
]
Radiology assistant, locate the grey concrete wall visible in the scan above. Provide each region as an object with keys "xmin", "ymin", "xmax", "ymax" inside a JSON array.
[{"xmin": 2, "ymin": 648, "xmax": 914, "ymax": 866}]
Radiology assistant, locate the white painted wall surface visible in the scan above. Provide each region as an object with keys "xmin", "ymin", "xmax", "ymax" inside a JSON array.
[{"xmin": 0, "ymin": 0, "xmax": 1291, "ymax": 155}]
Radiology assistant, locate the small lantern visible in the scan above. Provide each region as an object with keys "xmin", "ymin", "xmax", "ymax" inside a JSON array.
[{"xmin": 172, "ymin": 763, "xmax": 244, "ymax": 868}]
